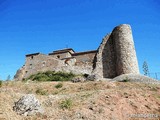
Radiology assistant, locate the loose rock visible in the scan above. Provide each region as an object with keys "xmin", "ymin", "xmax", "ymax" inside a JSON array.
[
  {"xmin": 71, "ymin": 76, "xmax": 86, "ymax": 83},
  {"xmin": 13, "ymin": 94, "xmax": 43, "ymax": 116}
]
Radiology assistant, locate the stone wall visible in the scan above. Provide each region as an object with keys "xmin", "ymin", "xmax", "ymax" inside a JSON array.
[
  {"xmin": 92, "ymin": 24, "xmax": 139, "ymax": 79},
  {"xmin": 92, "ymin": 34, "xmax": 116, "ymax": 78},
  {"xmin": 14, "ymin": 66, "xmax": 26, "ymax": 80},
  {"xmin": 49, "ymin": 52, "xmax": 72, "ymax": 59},
  {"xmin": 112, "ymin": 24, "xmax": 139, "ymax": 75},
  {"xmin": 56, "ymin": 52, "xmax": 97, "ymax": 75},
  {"xmin": 15, "ymin": 52, "xmax": 96, "ymax": 80},
  {"xmin": 73, "ymin": 51, "xmax": 97, "ymax": 67},
  {"xmin": 18, "ymin": 54, "xmax": 63, "ymax": 79}
]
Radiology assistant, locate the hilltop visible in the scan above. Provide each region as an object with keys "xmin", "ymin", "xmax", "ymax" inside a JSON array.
[{"xmin": 0, "ymin": 80, "xmax": 160, "ymax": 120}]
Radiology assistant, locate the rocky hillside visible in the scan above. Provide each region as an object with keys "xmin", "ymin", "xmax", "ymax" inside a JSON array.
[{"xmin": 0, "ymin": 80, "xmax": 160, "ymax": 120}]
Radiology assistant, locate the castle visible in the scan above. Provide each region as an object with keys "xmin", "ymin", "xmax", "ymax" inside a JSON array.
[{"xmin": 14, "ymin": 24, "xmax": 139, "ymax": 80}]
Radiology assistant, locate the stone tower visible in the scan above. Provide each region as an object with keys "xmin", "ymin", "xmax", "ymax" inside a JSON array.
[
  {"xmin": 112, "ymin": 24, "xmax": 139, "ymax": 76},
  {"xmin": 93, "ymin": 24, "xmax": 139, "ymax": 78}
]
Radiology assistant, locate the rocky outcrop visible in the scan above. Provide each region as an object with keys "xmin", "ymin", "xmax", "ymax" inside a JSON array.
[
  {"xmin": 13, "ymin": 94, "xmax": 43, "ymax": 116},
  {"xmin": 112, "ymin": 74, "xmax": 160, "ymax": 84}
]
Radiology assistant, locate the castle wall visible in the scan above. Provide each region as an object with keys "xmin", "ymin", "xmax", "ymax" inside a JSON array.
[
  {"xmin": 49, "ymin": 52, "xmax": 72, "ymax": 59},
  {"xmin": 24, "ymin": 54, "xmax": 63, "ymax": 78},
  {"xmin": 112, "ymin": 24, "xmax": 139, "ymax": 75},
  {"xmin": 92, "ymin": 34, "xmax": 116, "ymax": 78},
  {"xmin": 14, "ymin": 24, "xmax": 139, "ymax": 80},
  {"xmin": 73, "ymin": 52, "xmax": 97, "ymax": 74},
  {"xmin": 102, "ymin": 35, "xmax": 117, "ymax": 78},
  {"xmin": 14, "ymin": 66, "xmax": 26, "ymax": 80},
  {"xmin": 92, "ymin": 24, "xmax": 139, "ymax": 78},
  {"xmin": 73, "ymin": 51, "xmax": 97, "ymax": 67},
  {"xmin": 59, "ymin": 52, "xmax": 97, "ymax": 75},
  {"xmin": 15, "ymin": 52, "xmax": 96, "ymax": 80}
]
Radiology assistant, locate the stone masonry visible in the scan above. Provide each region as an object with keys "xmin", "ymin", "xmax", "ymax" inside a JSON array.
[
  {"xmin": 113, "ymin": 24, "xmax": 139, "ymax": 75},
  {"xmin": 93, "ymin": 24, "xmax": 139, "ymax": 79},
  {"xmin": 14, "ymin": 24, "xmax": 139, "ymax": 80}
]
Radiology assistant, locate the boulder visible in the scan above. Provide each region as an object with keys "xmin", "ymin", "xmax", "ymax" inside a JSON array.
[
  {"xmin": 13, "ymin": 94, "xmax": 43, "ymax": 116},
  {"xmin": 71, "ymin": 76, "xmax": 86, "ymax": 83},
  {"xmin": 86, "ymin": 75, "xmax": 97, "ymax": 81}
]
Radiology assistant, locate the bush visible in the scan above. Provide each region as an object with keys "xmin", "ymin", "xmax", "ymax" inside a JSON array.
[
  {"xmin": 60, "ymin": 99, "xmax": 72, "ymax": 109},
  {"xmin": 55, "ymin": 83, "xmax": 63, "ymax": 89},
  {"xmin": 33, "ymin": 73, "xmax": 49, "ymax": 81},
  {"xmin": 45, "ymin": 70, "xmax": 55, "ymax": 76},
  {"xmin": 50, "ymin": 71, "xmax": 75, "ymax": 81},
  {"xmin": 35, "ymin": 88, "xmax": 48, "ymax": 95},
  {"xmin": 26, "ymin": 71, "xmax": 75, "ymax": 82},
  {"xmin": 0, "ymin": 80, "xmax": 2, "ymax": 87}
]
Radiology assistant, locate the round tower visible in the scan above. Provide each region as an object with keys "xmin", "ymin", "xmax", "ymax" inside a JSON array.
[{"xmin": 112, "ymin": 24, "xmax": 139, "ymax": 75}]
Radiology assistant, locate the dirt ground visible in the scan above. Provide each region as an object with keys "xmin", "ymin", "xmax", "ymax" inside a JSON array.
[{"xmin": 0, "ymin": 80, "xmax": 160, "ymax": 120}]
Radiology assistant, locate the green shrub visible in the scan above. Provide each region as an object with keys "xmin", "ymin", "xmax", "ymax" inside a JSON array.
[
  {"xmin": 0, "ymin": 80, "xmax": 2, "ymax": 87},
  {"xmin": 33, "ymin": 73, "xmax": 49, "ymax": 81},
  {"xmin": 55, "ymin": 83, "xmax": 63, "ymax": 89},
  {"xmin": 26, "ymin": 71, "xmax": 75, "ymax": 82},
  {"xmin": 60, "ymin": 99, "xmax": 72, "ymax": 109},
  {"xmin": 52, "ymin": 91, "xmax": 59, "ymax": 95},
  {"xmin": 50, "ymin": 71, "xmax": 75, "ymax": 81},
  {"xmin": 35, "ymin": 88, "xmax": 48, "ymax": 95},
  {"xmin": 45, "ymin": 71, "xmax": 55, "ymax": 76}
]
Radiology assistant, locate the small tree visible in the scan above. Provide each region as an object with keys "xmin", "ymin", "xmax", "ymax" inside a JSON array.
[
  {"xmin": 143, "ymin": 61, "xmax": 149, "ymax": 76},
  {"xmin": 0, "ymin": 80, "xmax": 2, "ymax": 87}
]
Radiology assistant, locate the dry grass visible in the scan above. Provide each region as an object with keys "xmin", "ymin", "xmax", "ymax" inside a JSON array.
[{"xmin": 0, "ymin": 80, "xmax": 160, "ymax": 120}]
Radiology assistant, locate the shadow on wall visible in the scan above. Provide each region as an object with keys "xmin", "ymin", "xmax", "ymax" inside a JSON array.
[{"xmin": 102, "ymin": 35, "xmax": 116, "ymax": 78}]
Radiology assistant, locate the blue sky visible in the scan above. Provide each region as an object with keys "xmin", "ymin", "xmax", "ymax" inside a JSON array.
[{"xmin": 0, "ymin": 0, "xmax": 160, "ymax": 80}]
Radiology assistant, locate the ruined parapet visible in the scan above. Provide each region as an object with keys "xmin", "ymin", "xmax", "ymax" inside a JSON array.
[
  {"xmin": 112, "ymin": 24, "xmax": 139, "ymax": 75},
  {"xmin": 93, "ymin": 24, "xmax": 139, "ymax": 79},
  {"xmin": 92, "ymin": 34, "xmax": 116, "ymax": 79}
]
